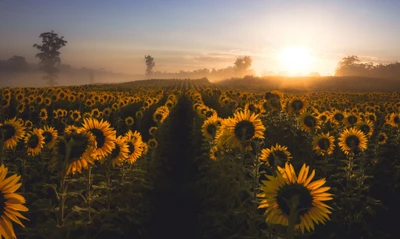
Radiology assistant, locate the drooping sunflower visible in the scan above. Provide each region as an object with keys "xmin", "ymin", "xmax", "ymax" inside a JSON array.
[
  {"xmin": 201, "ymin": 115, "xmax": 222, "ymax": 140},
  {"xmin": 108, "ymin": 135, "xmax": 129, "ymax": 167},
  {"xmin": 125, "ymin": 116, "xmax": 134, "ymax": 126},
  {"xmin": 81, "ymin": 118, "xmax": 117, "ymax": 160},
  {"xmin": 258, "ymin": 163, "xmax": 333, "ymax": 234},
  {"xmin": 312, "ymin": 132, "xmax": 335, "ymax": 156},
  {"xmin": 153, "ymin": 106, "xmax": 169, "ymax": 123},
  {"xmin": 0, "ymin": 164, "xmax": 29, "ymax": 239},
  {"xmin": 42, "ymin": 126, "xmax": 58, "ymax": 149},
  {"xmin": 209, "ymin": 145, "xmax": 224, "ymax": 161},
  {"xmin": 298, "ymin": 111, "xmax": 320, "ymax": 133},
  {"xmin": 377, "ymin": 132, "xmax": 388, "ymax": 145},
  {"xmin": 259, "ymin": 144, "xmax": 292, "ymax": 167},
  {"xmin": 25, "ymin": 128, "xmax": 45, "ymax": 156},
  {"xmin": 0, "ymin": 118, "xmax": 25, "ymax": 150},
  {"xmin": 338, "ymin": 127, "xmax": 368, "ymax": 155},
  {"xmin": 216, "ymin": 110, "xmax": 265, "ymax": 150}
]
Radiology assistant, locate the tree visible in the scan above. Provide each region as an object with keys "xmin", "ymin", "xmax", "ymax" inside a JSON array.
[
  {"xmin": 6, "ymin": 56, "xmax": 28, "ymax": 71},
  {"xmin": 234, "ymin": 56, "xmax": 252, "ymax": 77},
  {"xmin": 33, "ymin": 30, "xmax": 67, "ymax": 86},
  {"xmin": 145, "ymin": 55, "xmax": 155, "ymax": 77}
]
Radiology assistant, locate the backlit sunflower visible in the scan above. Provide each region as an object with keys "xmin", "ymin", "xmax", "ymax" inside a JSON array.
[
  {"xmin": 264, "ymin": 90, "xmax": 284, "ymax": 112},
  {"xmin": 344, "ymin": 113, "xmax": 359, "ymax": 127},
  {"xmin": 377, "ymin": 132, "xmax": 388, "ymax": 145},
  {"xmin": 338, "ymin": 127, "xmax": 368, "ymax": 155},
  {"xmin": 330, "ymin": 110, "xmax": 345, "ymax": 126},
  {"xmin": 25, "ymin": 128, "xmax": 45, "ymax": 156},
  {"xmin": 201, "ymin": 115, "xmax": 222, "ymax": 140},
  {"xmin": 258, "ymin": 163, "xmax": 333, "ymax": 234},
  {"xmin": 259, "ymin": 144, "xmax": 292, "ymax": 167},
  {"xmin": 81, "ymin": 118, "xmax": 117, "ymax": 160},
  {"xmin": 108, "ymin": 135, "xmax": 129, "ymax": 167},
  {"xmin": 312, "ymin": 133, "xmax": 335, "ymax": 156},
  {"xmin": 0, "ymin": 164, "xmax": 29, "ymax": 239},
  {"xmin": 288, "ymin": 97, "xmax": 307, "ymax": 115},
  {"xmin": 42, "ymin": 126, "xmax": 58, "ymax": 149},
  {"xmin": 298, "ymin": 112, "xmax": 320, "ymax": 133},
  {"xmin": 125, "ymin": 116, "xmax": 134, "ymax": 126},
  {"xmin": 216, "ymin": 110, "xmax": 265, "ymax": 150},
  {"xmin": 0, "ymin": 118, "xmax": 25, "ymax": 150}
]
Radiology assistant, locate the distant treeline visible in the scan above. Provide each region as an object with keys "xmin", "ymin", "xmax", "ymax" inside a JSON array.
[
  {"xmin": 217, "ymin": 75, "xmax": 400, "ymax": 92},
  {"xmin": 335, "ymin": 55, "xmax": 400, "ymax": 78}
]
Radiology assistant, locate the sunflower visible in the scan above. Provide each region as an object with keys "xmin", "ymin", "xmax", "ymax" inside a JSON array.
[
  {"xmin": 16, "ymin": 104, "xmax": 25, "ymax": 114},
  {"xmin": 25, "ymin": 128, "xmax": 45, "ymax": 156},
  {"xmin": 39, "ymin": 108, "xmax": 48, "ymax": 121},
  {"xmin": 344, "ymin": 113, "xmax": 359, "ymax": 127},
  {"xmin": 135, "ymin": 110, "xmax": 143, "ymax": 119},
  {"xmin": 288, "ymin": 97, "xmax": 308, "ymax": 115},
  {"xmin": 377, "ymin": 132, "xmax": 388, "ymax": 145},
  {"xmin": 258, "ymin": 163, "xmax": 333, "ymax": 234},
  {"xmin": 0, "ymin": 118, "xmax": 25, "ymax": 150},
  {"xmin": 54, "ymin": 131, "xmax": 97, "ymax": 175},
  {"xmin": 24, "ymin": 120, "xmax": 33, "ymax": 129},
  {"xmin": 42, "ymin": 126, "xmax": 58, "ymax": 149},
  {"xmin": 81, "ymin": 118, "xmax": 116, "ymax": 160},
  {"xmin": 209, "ymin": 145, "xmax": 224, "ymax": 161},
  {"xmin": 312, "ymin": 133, "xmax": 335, "ymax": 156},
  {"xmin": 125, "ymin": 130, "xmax": 144, "ymax": 164},
  {"xmin": 0, "ymin": 164, "xmax": 29, "ymax": 239},
  {"xmin": 259, "ymin": 144, "xmax": 292, "ymax": 167},
  {"xmin": 153, "ymin": 106, "xmax": 169, "ymax": 123},
  {"xmin": 148, "ymin": 138, "xmax": 158, "ymax": 149},
  {"xmin": 103, "ymin": 107, "xmax": 112, "ymax": 117},
  {"xmin": 148, "ymin": 126, "xmax": 158, "ymax": 137},
  {"xmin": 298, "ymin": 112, "xmax": 320, "ymax": 133},
  {"xmin": 386, "ymin": 113, "xmax": 400, "ymax": 128},
  {"xmin": 265, "ymin": 90, "xmax": 284, "ymax": 112},
  {"xmin": 64, "ymin": 125, "xmax": 79, "ymax": 137},
  {"xmin": 338, "ymin": 127, "xmax": 368, "ymax": 155},
  {"xmin": 330, "ymin": 110, "xmax": 345, "ymax": 125},
  {"xmin": 356, "ymin": 120, "xmax": 374, "ymax": 138},
  {"xmin": 70, "ymin": 110, "xmax": 81, "ymax": 122},
  {"xmin": 108, "ymin": 135, "xmax": 129, "ymax": 167},
  {"xmin": 201, "ymin": 116, "xmax": 222, "ymax": 140},
  {"xmin": 91, "ymin": 108, "xmax": 101, "ymax": 118},
  {"xmin": 216, "ymin": 110, "xmax": 265, "ymax": 150},
  {"xmin": 125, "ymin": 116, "xmax": 134, "ymax": 126}
]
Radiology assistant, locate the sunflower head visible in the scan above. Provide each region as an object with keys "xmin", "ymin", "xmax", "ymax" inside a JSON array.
[
  {"xmin": 338, "ymin": 127, "xmax": 368, "ymax": 155},
  {"xmin": 259, "ymin": 144, "xmax": 292, "ymax": 167},
  {"xmin": 258, "ymin": 163, "xmax": 333, "ymax": 234},
  {"xmin": 312, "ymin": 133, "xmax": 335, "ymax": 156},
  {"xmin": 25, "ymin": 128, "xmax": 45, "ymax": 156},
  {"xmin": 0, "ymin": 118, "xmax": 26, "ymax": 150}
]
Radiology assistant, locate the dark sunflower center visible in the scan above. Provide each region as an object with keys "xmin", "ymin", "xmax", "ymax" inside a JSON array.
[
  {"xmin": 149, "ymin": 140, "xmax": 157, "ymax": 148},
  {"xmin": 0, "ymin": 124, "xmax": 16, "ymax": 141},
  {"xmin": 347, "ymin": 115, "xmax": 358, "ymax": 125},
  {"xmin": 40, "ymin": 111, "xmax": 46, "ymax": 117},
  {"xmin": 42, "ymin": 131, "xmax": 53, "ymax": 144},
  {"xmin": 0, "ymin": 99, "xmax": 8, "ymax": 106},
  {"xmin": 248, "ymin": 104, "xmax": 256, "ymax": 112},
  {"xmin": 0, "ymin": 193, "xmax": 5, "ymax": 215},
  {"xmin": 320, "ymin": 115, "xmax": 327, "ymax": 121},
  {"xmin": 234, "ymin": 120, "xmax": 256, "ymax": 141},
  {"xmin": 73, "ymin": 113, "xmax": 79, "ymax": 118},
  {"xmin": 345, "ymin": 135, "xmax": 360, "ymax": 148},
  {"xmin": 303, "ymin": 115, "xmax": 316, "ymax": 128},
  {"xmin": 27, "ymin": 135, "xmax": 39, "ymax": 148},
  {"xmin": 276, "ymin": 184, "xmax": 313, "ymax": 218},
  {"xmin": 368, "ymin": 115, "xmax": 375, "ymax": 121},
  {"xmin": 206, "ymin": 111, "xmax": 214, "ymax": 118},
  {"xmin": 127, "ymin": 142, "xmax": 135, "ymax": 154},
  {"xmin": 359, "ymin": 125, "xmax": 370, "ymax": 135},
  {"xmin": 334, "ymin": 113, "xmax": 344, "ymax": 121},
  {"xmin": 394, "ymin": 116, "xmax": 400, "ymax": 124},
  {"xmin": 155, "ymin": 113, "xmax": 163, "ymax": 121},
  {"xmin": 69, "ymin": 134, "xmax": 90, "ymax": 160},
  {"xmin": 268, "ymin": 150, "xmax": 288, "ymax": 167},
  {"xmin": 111, "ymin": 143, "xmax": 121, "ymax": 158},
  {"xmin": 318, "ymin": 138, "xmax": 331, "ymax": 150},
  {"xmin": 206, "ymin": 124, "xmax": 217, "ymax": 137},
  {"xmin": 270, "ymin": 98, "xmax": 281, "ymax": 110},
  {"xmin": 291, "ymin": 100, "xmax": 304, "ymax": 111},
  {"xmin": 90, "ymin": 128, "xmax": 106, "ymax": 148}
]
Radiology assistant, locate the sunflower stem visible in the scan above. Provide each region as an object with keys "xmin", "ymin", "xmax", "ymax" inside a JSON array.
[
  {"xmin": 287, "ymin": 196, "xmax": 299, "ymax": 239},
  {"xmin": 86, "ymin": 165, "xmax": 92, "ymax": 223}
]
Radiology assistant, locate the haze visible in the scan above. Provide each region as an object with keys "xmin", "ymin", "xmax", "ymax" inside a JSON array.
[{"xmin": 1, "ymin": 0, "xmax": 400, "ymax": 83}]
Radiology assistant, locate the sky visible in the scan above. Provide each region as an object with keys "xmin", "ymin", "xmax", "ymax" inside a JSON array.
[{"xmin": 1, "ymin": 0, "xmax": 400, "ymax": 76}]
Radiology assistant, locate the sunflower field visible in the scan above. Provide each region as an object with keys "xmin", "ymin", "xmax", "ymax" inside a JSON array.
[{"xmin": 0, "ymin": 78, "xmax": 399, "ymax": 239}]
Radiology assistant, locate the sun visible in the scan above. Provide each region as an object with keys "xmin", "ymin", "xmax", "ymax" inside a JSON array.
[{"xmin": 278, "ymin": 47, "xmax": 314, "ymax": 75}]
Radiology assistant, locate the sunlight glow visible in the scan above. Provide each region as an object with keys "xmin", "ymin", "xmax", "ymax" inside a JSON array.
[{"xmin": 278, "ymin": 47, "xmax": 314, "ymax": 75}]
